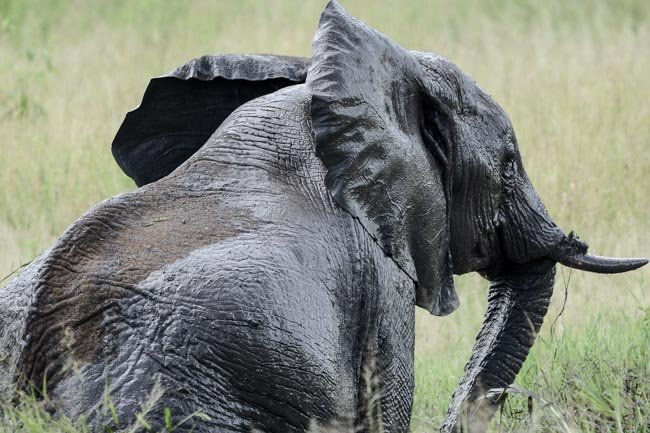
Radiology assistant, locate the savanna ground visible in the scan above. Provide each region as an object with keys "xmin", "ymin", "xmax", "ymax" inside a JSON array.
[{"xmin": 0, "ymin": 0, "xmax": 648, "ymax": 432}]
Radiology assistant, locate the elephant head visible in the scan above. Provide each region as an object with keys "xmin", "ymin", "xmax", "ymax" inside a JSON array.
[{"xmin": 306, "ymin": 2, "xmax": 646, "ymax": 431}]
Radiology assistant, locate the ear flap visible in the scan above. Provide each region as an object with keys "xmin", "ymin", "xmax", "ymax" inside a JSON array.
[
  {"xmin": 112, "ymin": 54, "xmax": 309, "ymax": 186},
  {"xmin": 308, "ymin": 1, "xmax": 458, "ymax": 315}
]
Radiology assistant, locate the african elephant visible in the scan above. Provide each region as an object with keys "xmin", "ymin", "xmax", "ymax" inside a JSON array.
[{"xmin": 0, "ymin": 2, "xmax": 646, "ymax": 432}]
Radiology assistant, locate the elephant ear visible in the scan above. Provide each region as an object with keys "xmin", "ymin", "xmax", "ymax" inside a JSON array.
[
  {"xmin": 307, "ymin": 1, "xmax": 458, "ymax": 316},
  {"xmin": 112, "ymin": 54, "xmax": 309, "ymax": 186}
]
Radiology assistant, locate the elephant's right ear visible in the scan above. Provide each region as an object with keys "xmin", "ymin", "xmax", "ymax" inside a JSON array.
[
  {"xmin": 112, "ymin": 54, "xmax": 309, "ymax": 186},
  {"xmin": 307, "ymin": 1, "xmax": 459, "ymax": 316}
]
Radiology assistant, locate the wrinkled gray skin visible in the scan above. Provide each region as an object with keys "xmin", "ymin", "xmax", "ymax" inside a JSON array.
[{"xmin": 0, "ymin": 2, "xmax": 646, "ymax": 433}]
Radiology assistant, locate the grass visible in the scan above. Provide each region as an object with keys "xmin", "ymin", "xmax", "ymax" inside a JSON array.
[
  {"xmin": 413, "ymin": 309, "xmax": 650, "ymax": 432},
  {"xmin": 0, "ymin": 0, "xmax": 648, "ymax": 431}
]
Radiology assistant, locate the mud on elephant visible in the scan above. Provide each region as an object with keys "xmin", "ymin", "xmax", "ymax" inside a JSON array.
[{"xmin": 0, "ymin": 2, "xmax": 646, "ymax": 432}]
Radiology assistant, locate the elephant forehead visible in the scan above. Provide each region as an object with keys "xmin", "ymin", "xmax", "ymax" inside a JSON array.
[{"xmin": 414, "ymin": 51, "xmax": 513, "ymax": 130}]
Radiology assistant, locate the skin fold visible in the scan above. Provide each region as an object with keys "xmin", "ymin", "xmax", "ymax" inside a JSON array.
[{"xmin": 0, "ymin": 2, "xmax": 645, "ymax": 432}]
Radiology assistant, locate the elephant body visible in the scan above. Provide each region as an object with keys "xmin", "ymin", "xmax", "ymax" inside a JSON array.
[
  {"xmin": 1, "ymin": 86, "xmax": 415, "ymax": 432},
  {"xmin": 1, "ymin": 2, "xmax": 645, "ymax": 432}
]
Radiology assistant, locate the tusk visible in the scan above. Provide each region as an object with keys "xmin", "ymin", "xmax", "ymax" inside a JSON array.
[{"xmin": 558, "ymin": 254, "xmax": 648, "ymax": 274}]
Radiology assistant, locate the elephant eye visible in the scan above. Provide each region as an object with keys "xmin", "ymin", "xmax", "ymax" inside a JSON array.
[{"xmin": 502, "ymin": 155, "xmax": 516, "ymax": 180}]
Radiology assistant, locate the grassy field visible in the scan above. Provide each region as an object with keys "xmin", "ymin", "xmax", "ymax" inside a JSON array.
[{"xmin": 1, "ymin": 0, "xmax": 648, "ymax": 431}]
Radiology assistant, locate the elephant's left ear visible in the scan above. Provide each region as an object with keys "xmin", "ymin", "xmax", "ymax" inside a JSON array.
[
  {"xmin": 112, "ymin": 54, "xmax": 309, "ymax": 186},
  {"xmin": 308, "ymin": 1, "xmax": 458, "ymax": 315}
]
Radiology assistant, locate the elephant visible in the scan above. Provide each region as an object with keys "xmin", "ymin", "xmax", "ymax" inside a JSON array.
[{"xmin": 0, "ymin": 2, "xmax": 646, "ymax": 432}]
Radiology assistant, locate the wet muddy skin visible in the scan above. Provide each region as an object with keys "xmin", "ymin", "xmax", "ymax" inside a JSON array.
[{"xmin": 0, "ymin": 1, "xmax": 646, "ymax": 432}]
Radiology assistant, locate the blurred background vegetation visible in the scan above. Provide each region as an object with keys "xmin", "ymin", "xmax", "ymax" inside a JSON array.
[{"xmin": 0, "ymin": 0, "xmax": 648, "ymax": 431}]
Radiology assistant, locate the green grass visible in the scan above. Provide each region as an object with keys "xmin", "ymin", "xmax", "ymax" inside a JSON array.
[
  {"xmin": 1, "ymin": 0, "xmax": 648, "ymax": 432},
  {"xmin": 413, "ymin": 310, "xmax": 650, "ymax": 432}
]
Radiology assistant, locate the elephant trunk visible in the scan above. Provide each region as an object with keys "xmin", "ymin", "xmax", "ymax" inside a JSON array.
[{"xmin": 440, "ymin": 261, "xmax": 555, "ymax": 433}]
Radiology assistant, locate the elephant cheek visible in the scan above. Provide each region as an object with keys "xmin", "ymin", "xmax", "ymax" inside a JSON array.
[{"xmin": 499, "ymin": 187, "xmax": 564, "ymax": 265}]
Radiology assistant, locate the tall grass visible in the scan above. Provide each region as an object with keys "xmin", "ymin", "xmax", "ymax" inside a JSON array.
[
  {"xmin": 413, "ymin": 310, "xmax": 650, "ymax": 432},
  {"xmin": 1, "ymin": 1, "xmax": 648, "ymax": 431}
]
